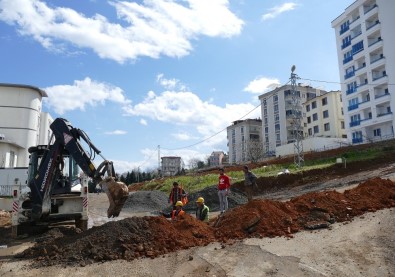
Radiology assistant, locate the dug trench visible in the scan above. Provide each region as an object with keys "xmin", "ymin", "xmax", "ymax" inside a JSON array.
[{"xmin": 12, "ymin": 177, "xmax": 395, "ymax": 268}]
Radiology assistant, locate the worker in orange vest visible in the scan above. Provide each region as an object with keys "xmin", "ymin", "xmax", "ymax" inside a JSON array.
[
  {"xmin": 161, "ymin": 201, "xmax": 185, "ymax": 221},
  {"xmin": 168, "ymin": 182, "xmax": 188, "ymax": 209}
]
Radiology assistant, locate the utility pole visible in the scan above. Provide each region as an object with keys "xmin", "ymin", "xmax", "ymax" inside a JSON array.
[
  {"xmin": 290, "ymin": 65, "xmax": 304, "ymax": 167},
  {"xmin": 158, "ymin": 145, "xmax": 161, "ymax": 177}
]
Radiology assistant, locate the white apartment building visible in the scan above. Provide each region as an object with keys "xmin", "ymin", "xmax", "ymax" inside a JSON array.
[
  {"xmin": 304, "ymin": 90, "xmax": 347, "ymax": 139},
  {"xmin": 161, "ymin": 156, "xmax": 182, "ymax": 176},
  {"xmin": 227, "ymin": 119, "xmax": 262, "ymax": 164},
  {"xmin": 0, "ymin": 83, "xmax": 53, "ymax": 168},
  {"xmin": 259, "ymin": 85, "xmax": 320, "ymax": 156},
  {"xmin": 332, "ymin": 0, "xmax": 395, "ymax": 144}
]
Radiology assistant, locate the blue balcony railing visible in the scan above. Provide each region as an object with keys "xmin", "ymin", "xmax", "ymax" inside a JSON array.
[
  {"xmin": 346, "ymin": 87, "xmax": 357, "ymax": 95},
  {"xmin": 350, "ymin": 120, "xmax": 361, "ymax": 127},
  {"xmin": 352, "ymin": 137, "xmax": 363, "ymax": 144},
  {"xmin": 344, "ymin": 71, "xmax": 355, "ymax": 79},
  {"xmin": 343, "ymin": 56, "xmax": 353, "ymax": 64},
  {"xmin": 348, "ymin": 103, "xmax": 359, "ymax": 111}
]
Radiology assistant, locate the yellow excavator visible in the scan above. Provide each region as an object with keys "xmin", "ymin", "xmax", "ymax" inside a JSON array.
[{"xmin": 11, "ymin": 118, "xmax": 128, "ymax": 236}]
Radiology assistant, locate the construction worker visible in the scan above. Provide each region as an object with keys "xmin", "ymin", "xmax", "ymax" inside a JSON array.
[
  {"xmin": 243, "ymin": 165, "xmax": 258, "ymax": 201},
  {"xmin": 218, "ymin": 168, "xmax": 231, "ymax": 213},
  {"xmin": 168, "ymin": 181, "xmax": 187, "ymax": 209},
  {"xmin": 161, "ymin": 201, "xmax": 185, "ymax": 221},
  {"xmin": 195, "ymin": 197, "xmax": 209, "ymax": 222}
]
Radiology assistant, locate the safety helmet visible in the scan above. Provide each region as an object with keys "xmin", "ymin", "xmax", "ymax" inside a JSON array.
[
  {"xmin": 196, "ymin": 197, "xmax": 204, "ymax": 203},
  {"xmin": 175, "ymin": 201, "xmax": 183, "ymax": 207}
]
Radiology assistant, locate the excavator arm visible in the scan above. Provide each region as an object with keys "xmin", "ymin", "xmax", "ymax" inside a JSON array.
[{"xmin": 28, "ymin": 118, "xmax": 128, "ymax": 220}]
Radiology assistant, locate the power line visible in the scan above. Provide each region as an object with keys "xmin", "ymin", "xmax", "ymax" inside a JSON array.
[{"xmin": 300, "ymin": 77, "xmax": 395, "ymax": 86}]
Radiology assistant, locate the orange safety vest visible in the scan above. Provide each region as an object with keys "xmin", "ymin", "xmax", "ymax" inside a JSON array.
[
  {"xmin": 169, "ymin": 186, "xmax": 188, "ymax": 205},
  {"xmin": 171, "ymin": 209, "xmax": 185, "ymax": 220}
]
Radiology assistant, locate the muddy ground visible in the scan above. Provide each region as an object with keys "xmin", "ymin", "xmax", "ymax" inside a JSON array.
[{"xmin": 1, "ymin": 155, "xmax": 395, "ymax": 276}]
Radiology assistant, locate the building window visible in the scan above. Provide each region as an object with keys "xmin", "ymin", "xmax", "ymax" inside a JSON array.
[
  {"xmin": 274, "ymin": 104, "xmax": 278, "ymax": 112},
  {"xmin": 324, "ymin": 123, "xmax": 330, "ymax": 131},
  {"xmin": 264, "ymin": 108, "xmax": 267, "ymax": 116},
  {"xmin": 241, "ymin": 127, "xmax": 244, "ymax": 133},
  {"xmin": 373, "ymin": 128, "xmax": 381, "ymax": 136},
  {"xmin": 307, "ymin": 116, "xmax": 311, "ymax": 123},
  {"xmin": 273, "ymin": 95, "xmax": 278, "ymax": 102},
  {"xmin": 323, "ymin": 110, "xmax": 329, "ymax": 118},
  {"xmin": 275, "ymin": 114, "xmax": 279, "ymax": 121},
  {"xmin": 308, "ymin": 128, "xmax": 312, "ymax": 136},
  {"xmin": 275, "ymin": 124, "xmax": 280, "ymax": 131},
  {"xmin": 313, "ymin": 125, "xmax": 319, "ymax": 134},
  {"xmin": 306, "ymin": 104, "xmax": 310, "ymax": 112},
  {"xmin": 341, "ymin": 121, "xmax": 345, "ymax": 129},
  {"xmin": 322, "ymin": 97, "xmax": 328, "ymax": 106},
  {"xmin": 312, "ymin": 101, "xmax": 317, "ymax": 109},
  {"xmin": 313, "ymin": 113, "xmax": 318, "ymax": 121}
]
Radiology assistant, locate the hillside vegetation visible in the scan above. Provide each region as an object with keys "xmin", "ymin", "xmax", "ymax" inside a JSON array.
[{"xmin": 129, "ymin": 139, "xmax": 395, "ymax": 194}]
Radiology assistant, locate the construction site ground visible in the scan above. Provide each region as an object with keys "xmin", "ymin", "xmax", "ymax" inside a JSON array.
[{"xmin": 1, "ymin": 156, "xmax": 395, "ymax": 277}]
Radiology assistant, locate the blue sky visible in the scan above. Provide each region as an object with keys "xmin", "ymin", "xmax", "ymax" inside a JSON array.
[{"xmin": 0, "ymin": 0, "xmax": 353, "ymax": 173}]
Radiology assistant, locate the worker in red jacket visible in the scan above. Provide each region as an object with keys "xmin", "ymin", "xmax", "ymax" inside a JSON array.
[{"xmin": 218, "ymin": 168, "xmax": 231, "ymax": 213}]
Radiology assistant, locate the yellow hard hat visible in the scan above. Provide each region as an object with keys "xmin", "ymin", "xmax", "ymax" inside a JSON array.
[
  {"xmin": 175, "ymin": 201, "xmax": 183, "ymax": 207},
  {"xmin": 196, "ymin": 197, "xmax": 204, "ymax": 203}
]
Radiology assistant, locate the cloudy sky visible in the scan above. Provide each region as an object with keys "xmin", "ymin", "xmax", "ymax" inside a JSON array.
[{"xmin": 0, "ymin": 0, "xmax": 353, "ymax": 173}]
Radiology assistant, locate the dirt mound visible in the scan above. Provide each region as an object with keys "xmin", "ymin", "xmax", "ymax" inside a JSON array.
[
  {"xmin": 123, "ymin": 191, "xmax": 169, "ymax": 212},
  {"xmin": 15, "ymin": 178, "xmax": 395, "ymax": 267},
  {"xmin": 232, "ymin": 155, "xmax": 395, "ymax": 196}
]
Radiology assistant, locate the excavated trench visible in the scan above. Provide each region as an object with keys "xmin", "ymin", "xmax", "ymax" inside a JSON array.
[{"xmin": 15, "ymin": 177, "xmax": 395, "ymax": 267}]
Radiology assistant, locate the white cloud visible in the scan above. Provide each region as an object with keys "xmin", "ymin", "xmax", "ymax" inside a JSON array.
[
  {"xmin": 43, "ymin": 77, "xmax": 131, "ymax": 115},
  {"xmin": 156, "ymin": 74, "xmax": 187, "ymax": 91},
  {"xmin": 262, "ymin": 2, "xmax": 297, "ymax": 21},
  {"xmin": 140, "ymin": 118, "xmax": 148, "ymax": 125},
  {"xmin": 243, "ymin": 77, "xmax": 280, "ymax": 94},
  {"xmin": 123, "ymin": 90, "xmax": 260, "ymax": 148},
  {"xmin": 104, "ymin": 130, "xmax": 127, "ymax": 135},
  {"xmin": 0, "ymin": 0, "xmax": 244, "ymax": 63},
  {"xmin": 172, "ymin": 132, "xmax": 198, "ymax": 141}
]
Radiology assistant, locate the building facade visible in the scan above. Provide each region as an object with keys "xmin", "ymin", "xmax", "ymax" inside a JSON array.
[
  {"xmin": 332, "ymin": 0, "xmax": 395, "ymax": 144},
  {"xmin": 259, "ymin": 85, "xmax": 321, "ymax": 156},
  {"xmin": 161, "ymin": 156, "xmax": 182, "ymax": 176},
  {"xmin": 227, "ymin": 119, "xmax": 262, "ymax": 164},
  {"xmin": 304, "ymin": 90, "xmax": 347, "ymax": 139},
  {"xmin": 0, "ymin": 83, "xmax": 53, "ymax": 168},
  {"xmin": 209, "ymin": 151, "xmax": 225, "ymax": 167}
]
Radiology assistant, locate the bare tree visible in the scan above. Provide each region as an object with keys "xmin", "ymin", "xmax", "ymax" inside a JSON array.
[{"xmin": 245, "ymin": 138, "xmax": 265, "ymax": 163}]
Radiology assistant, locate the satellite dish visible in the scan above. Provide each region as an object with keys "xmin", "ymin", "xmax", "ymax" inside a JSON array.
[{"xmin": 291, "ymin": 65, "xmax": 296, "ymax": 72}]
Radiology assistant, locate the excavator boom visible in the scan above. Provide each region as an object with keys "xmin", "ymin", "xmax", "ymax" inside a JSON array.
[{"xmin": 28, "ymin": 118, "xmax": 128, "ymax": 219}]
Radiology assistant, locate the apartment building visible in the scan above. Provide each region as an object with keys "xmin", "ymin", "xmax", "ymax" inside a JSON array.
[
  {"xmin": 304, "ymin": 90, "xmax": 346, "ymax": 139},
  {"xmin": 209, "ymin": 151, "xmax": 225, "ymax": 167},
  {"xmin": 0, "ymin": 83, "xmax": 53, "ymax": 168},
  {"xmin": 258, "ymin": 85, "xmax": 320, "ymax": 156},
  {"xmin": 161, "ymin": 156, "xmax": 182, "ymax": 176},
  {"xmin": 227, "ymin": 119, "xmax": 262, "ymax": 164},
  {"xmin": 332, "ymin": 0, "xmax": 395, "ymax": 144}
]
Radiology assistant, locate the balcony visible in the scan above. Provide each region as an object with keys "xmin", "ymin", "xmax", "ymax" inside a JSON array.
[
  {"xmin": 348, "ymin": 103, "xmax": 359, "ymax": 111},
  {"xmin": 340, "ymin": 25, "xmax": 349, "ymax": 35},
  {"xmin": 372, "ymin": 73, "xmax": 387, "ymax": 82},
  {"xmin": 364, "ymin": 4, "xmax": 378, "ymax": 15},
  {"xmin": 366, "ymin": 20, "xmax": 380, "ymax": 31},
  {"xmin": 377, "ymin": 111, "xmax": 392, "ymax": 118},
  {"xmin": 341, "ymin": 40, "xmax": 352, "ymax": 50},
  {"xmin": 352, "ymin": 137, "xmax": 363, "ymax": 144},
  {"xmin": 344, "ymin": 71, "xmax": 355, "ymax": 80},
  {"xmin": 368, "ymin": 37, "xmax": 382, "ymax": 47},
  {"xmin": 343, "ymin": 56, "xmax": 353, "ymax": 64},
  {"xmin": 352, "ymin": 41, "xmax": 364, "ymax": 55},
  {"xmin": 374, "ymin": 92, "xmax": 390, "ymax": 100},
  {"xmin": 350, "ymin": 120, "xmax": 361, "ymax": 127},
  {"xmin": 346, "ymin": 87, "xmax": 357, "ymax": 95}
]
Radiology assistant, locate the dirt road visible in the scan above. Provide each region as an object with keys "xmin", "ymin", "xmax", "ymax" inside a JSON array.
[{"xmin": 1, "ymin": 163, "xmax": 395, "ymax": 276}]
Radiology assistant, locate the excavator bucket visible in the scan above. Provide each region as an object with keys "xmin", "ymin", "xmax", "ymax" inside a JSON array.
[{"xmin": 100, "ymin": 177, "xmax": 129, "ymax": 218}]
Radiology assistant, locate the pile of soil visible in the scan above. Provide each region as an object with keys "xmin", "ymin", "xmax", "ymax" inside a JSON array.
[
  {"xmin": 16, "ymin": 177, "xmax": 395, "ymax": 267},
  {"xmin": 123, "ymin": 191, "xmax": 169, "ymax": 212}
]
